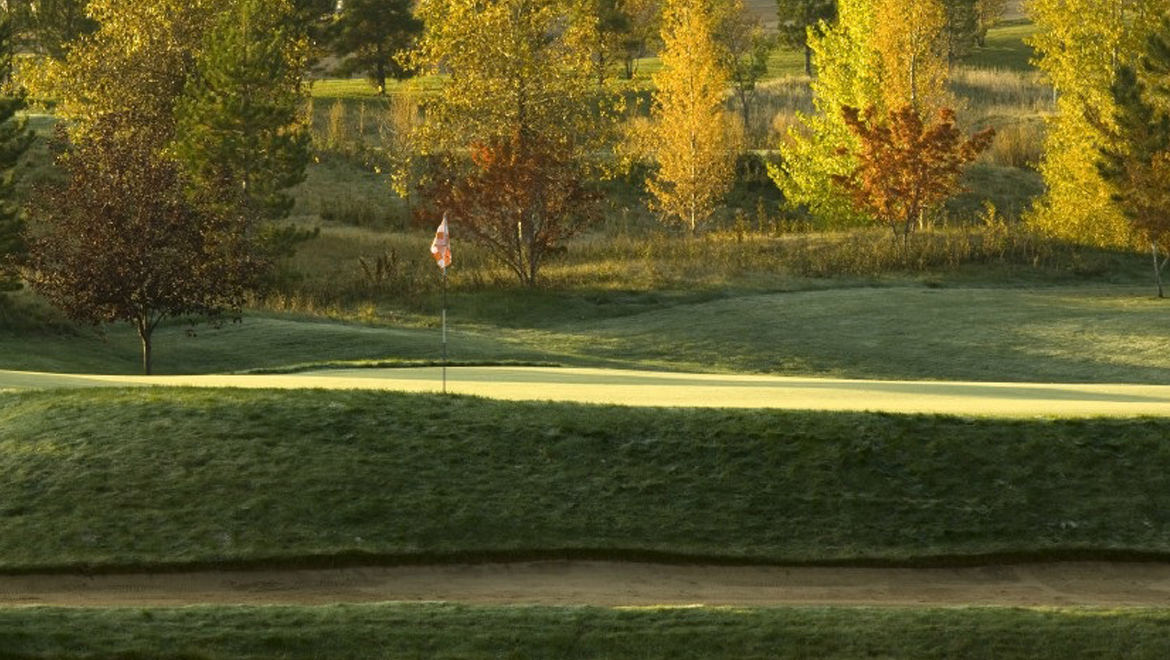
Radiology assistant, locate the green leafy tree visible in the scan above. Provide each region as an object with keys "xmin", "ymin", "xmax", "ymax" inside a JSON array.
[
  {"xmin": 942, "ymin": 0, "xmax": 978, "ymax": 62},
  {"xmin": 331, "ymin": 0, "xmax": 421, "ymax": 95},
  {"xmin": 173, "ymin": 0, "xmax": 311, "ymax": 221},
  {"xmin": 573, "ymin": 0, "xmax": 631, "ymax": 83},
  {"xmin": 8, "ymin": 0, "xmax": 96, "ymax": 60},
  {"xmin": 616, "ymin": 0, "xmax": 661, "ymax": 80},
  {"xmin": 772, "ymin": 0, "xmax": 880, "ymax": 226},
  {"xmin": 1026, "ymin": 0, "xmax": 1170, "ymax": 248},
  {"xmin": 26, "ymin": 115, "xmax": 265, "ymax": 375},
  {"xmin": 647, "ymin": 0, "xmax": 736, "ymax": 234},
  {"xmin": 773, "ymin": 0, "xmax": 951, "ymax": 227},
  {"xmin": 27, "ymin": 0, "xmax": 220, "ymax": 142},
  {"xmin": 775, "ymin": 0, "xmax": 835, "ymax": 77},
  {"xmin": 974, "ymin": 0, "xmax": 1006, "ymax": 47},
  {"xmin": 0, "ymin": 10, "xmax": 32, "ymax": 294},
  {"xmin": 719, "ymin": 0, "xmax": 774, "ymax": 132},
  {"xmin": 412, "ymin": 0, "xmax": 616, "ymax": 286}
]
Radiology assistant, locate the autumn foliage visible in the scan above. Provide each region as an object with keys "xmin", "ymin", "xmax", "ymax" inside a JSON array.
[
  {"xmin": 427, "ymin": 135, "xmax": 598, "ymax": 287},
  {"xmin": 25, "ymin": 116, "xmax": 265, "ymax": 374},
  {"xmin": 834, "ymin": 105, "xmax": 994, "ymax": 240}
]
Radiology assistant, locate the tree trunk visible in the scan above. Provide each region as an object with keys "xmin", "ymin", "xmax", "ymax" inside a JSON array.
[
  {"xmin": 138, "ymin": 322, "xmax": 153, "ymax": 376},
  {"xmin": 739, "ymin": 89, "xmax": 750, "ymax": 131},
  {"xmin": 804, "ymin": 44, "xmax": 813, "ymax": 77},
  {"xmin": 1154, "ymin": 242, "xmax": 1165, "ymax": 299}
]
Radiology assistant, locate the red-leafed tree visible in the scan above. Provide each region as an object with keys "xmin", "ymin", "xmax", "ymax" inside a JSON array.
[
  {"xmin": 25, "ymin": 115, "xmax": 266, "ymax": 375},
  {"xmin": 428, "ymin": 134, "xmax": 598, "ymax": 287},
  {"xmin": 834, "ymin": 104, "xmax": 994, "ymax": 240}
]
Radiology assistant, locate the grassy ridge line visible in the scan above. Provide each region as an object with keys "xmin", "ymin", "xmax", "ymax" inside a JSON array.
[
  {"xmin": 2, "ymin": 604, "xmax": 1169, "ymax": 660},
  {"xmin": 3, "ymin": 388, "xmax": 1170, "ymax": 572}
]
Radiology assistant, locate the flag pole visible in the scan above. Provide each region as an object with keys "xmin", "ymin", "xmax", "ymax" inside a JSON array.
[
  {"xmin": 431, "ymin": 212, "xmax": 452, "ymax": 396},
  {"xmin": 441, "ymin": 264, "xmax": 447, "ymax": 395}
]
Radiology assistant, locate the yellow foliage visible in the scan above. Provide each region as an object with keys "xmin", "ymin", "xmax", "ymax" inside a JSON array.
[
  {"xmin": 1026, "ymin": 0, "xmax": 1170, "ymax": 248},
  {"xmin": 647, "ymin": 0, "xmax": 738, "ymax": 234},
  {"xmin": 871, "ymin": 0, "xmax": 950, "ymax": 112}
]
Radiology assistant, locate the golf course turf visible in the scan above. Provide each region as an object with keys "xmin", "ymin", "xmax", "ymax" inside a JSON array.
[
  {"xmin": 4, "ymin": 603, "xmax": 1170, "ymax": 660},
  {"xmin": 2, "ymin": 387, "xmax": 1170, "ymax": 572}
]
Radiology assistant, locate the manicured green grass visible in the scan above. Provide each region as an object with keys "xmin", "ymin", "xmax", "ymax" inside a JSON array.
[
  {"xmin": 4, "ymin": 283, "xmax": 1169, "ymax": 383},
  {"xmin": 3, "ymin": 604, "xmax": 1170, "ymax": 660},
  {"xmin": 2, "ymin": 387, "xmax": 1170, "ymax": 572},
  {"xmin": 0, "ymin": 313, "xmax": 560, "ymax": 375},
  {"xmin": 964, "ymin": 20, "xmax": 1041, "ymax": 72}
]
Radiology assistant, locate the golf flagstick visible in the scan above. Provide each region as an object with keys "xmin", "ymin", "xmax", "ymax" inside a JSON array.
[{"xmin": 430, "ymin": 214, "xmax": 452, "ymax": 394}]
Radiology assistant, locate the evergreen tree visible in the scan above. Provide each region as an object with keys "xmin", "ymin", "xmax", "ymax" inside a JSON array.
[
  {"xmin": 173, "ymin": 0, "xmax": 311, "ymax": 221},
  {"xmin": 0, "ymin": 11, "xmax": 33, "ymax": 295},
  {"xmin": 330, "ymin": 0, "xmax": 420, "ymax": 95},
  {"xmin": 1097, "ymin": 23, "xmax": 1170, "ymax": 296},
  {"xmin": 775, "ymin": 0, "xmax": 835, "ymax": 77},
  {"xmin": 942, "ymin": 0, "xmax": 978, "ymax": 63}
]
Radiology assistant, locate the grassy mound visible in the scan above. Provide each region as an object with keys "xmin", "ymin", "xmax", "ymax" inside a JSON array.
[
  {"xmin": 3, "ymin": 604, "xmax": 1170, "ymax": 660},
  {"xmin": 2, "ymin": 388, "xmax": 1169, "ymax": 572}
]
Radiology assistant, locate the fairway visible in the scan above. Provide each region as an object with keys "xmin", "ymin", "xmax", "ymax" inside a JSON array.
[{"xmin": 4, "ymin": 366, "xmax": 1170, "ymax": 417}]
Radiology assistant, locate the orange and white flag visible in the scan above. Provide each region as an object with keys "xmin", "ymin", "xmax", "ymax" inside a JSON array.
[{"xmin": 430, "ymin": 214, "xmax": 452, "ymax": 270}]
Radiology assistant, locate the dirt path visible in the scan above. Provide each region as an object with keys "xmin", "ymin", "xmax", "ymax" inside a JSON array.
[
  {"xmin": 3, "ymin": 561, "xmax": 1170, "ymax": 608},
  {"xmin": 5, "ymin": 366, "xmax": 1170, "ymax": 417}
]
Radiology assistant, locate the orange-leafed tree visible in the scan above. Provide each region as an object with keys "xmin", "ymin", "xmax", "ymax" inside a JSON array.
[
  {"xmin": 834, "ymin": 104, "xmax": 994, "ymax": 240},
  {"xmin": 427, "ymin": 135, "xmax": 598, "ymax": 287}
]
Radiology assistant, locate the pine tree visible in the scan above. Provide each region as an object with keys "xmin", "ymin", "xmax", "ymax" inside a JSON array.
[
  {"xmin": 330, "ymin": 0, "xmax": 421, "ymax": 95},
  {"xmin": 173, "ymin": 0, "xmax": 310, "ymax": 221},
  {"xmin": 1096, "ymin": 22, "xmax": 1170, "ymax": 296},
  {"xmin": 0, "ymin": 11, "xmax": 33, "ymax": 295},
  {"xmin": 647, "ymin": 0, "xmax": 736, "ymax": 234},
  {"xmin": 775, "ymin": 0, "xmax": 835, "ymax": 77}
]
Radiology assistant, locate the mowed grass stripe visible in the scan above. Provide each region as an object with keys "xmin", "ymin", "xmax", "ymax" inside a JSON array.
[
  {"xmin": 2, "ymin": 388, "xmax": 1170, "ymax": 572},
  {"xmin": 2, "ymin": 604, "xmax": 1169, "ymax": 660},
  {"xmin": 5, "ymin": 367, "xmax": 1170, "ymax": 417}
]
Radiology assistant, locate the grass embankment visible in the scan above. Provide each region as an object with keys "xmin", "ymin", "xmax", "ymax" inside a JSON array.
[
  {"xmin": 3, "ymin": 604, "xmax": 1170, "ymax": 660},
  {"xmin": 2, "ymin": 388, "xmax": 1169, "ymax": 572}
]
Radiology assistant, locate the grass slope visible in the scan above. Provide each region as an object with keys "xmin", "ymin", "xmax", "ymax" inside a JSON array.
[
  {"xmin": 3, "ymin": 286, "xmax": 1169, "ymax": 383},
  {"xmin": 2, "ymin": 388, "xmax": 1170, "ymax": 572},
  {"xmin": 3, "ymin": 604, "xmax": 1170, "ymax": 660}
]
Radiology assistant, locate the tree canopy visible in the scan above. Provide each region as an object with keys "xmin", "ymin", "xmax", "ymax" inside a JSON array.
[
  {"xmin": 648, "ymin": 0, "xmax": 736, "ymax": 234},
  {"xmin": 173, "ymin": 0, "xmax": 311, "ymax": 221},
  {"xmin": 330, "ymin": 0, "xmax": 421, "ymax": 94},
  {"xmin": 0, "ymin": 11, "xmax": 32, "ymax": 295},
  {"xmin": 26, "ymin": 116, "xmax": 264, "ymax": 375},
  {"xmin": 412, "ymin": 0, "xmax": 617, "ymax": 286}
]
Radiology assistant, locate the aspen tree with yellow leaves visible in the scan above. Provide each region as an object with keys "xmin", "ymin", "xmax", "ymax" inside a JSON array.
[
  {"xmin": 872, "ymin": 0, "xmax": 949, "ymax": 112},
  {"xmin": 412, "ymin": 0, "xmax": 618, "ymax": 286},
  {"xmin": 647, "ymin": 0, "xmax": 737, "ymax": 235},
  {"xmin": 1027, "ymin": 0, "xmax": 1170, "ymax": 248}
]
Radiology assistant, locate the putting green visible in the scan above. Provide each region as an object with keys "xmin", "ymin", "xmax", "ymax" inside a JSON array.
[{"xmin": 2, "ymin": 366, "xmax": 1170, "ymax": 417}]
